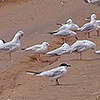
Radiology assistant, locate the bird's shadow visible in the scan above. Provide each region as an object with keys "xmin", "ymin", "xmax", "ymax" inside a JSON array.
[
  {"xmin": 50, "ymin": 83, "xmax": 77, "ymax": 87},
  {"xmin": 68, "ymin": 58, "xmax": 100, "ymax": 61}
]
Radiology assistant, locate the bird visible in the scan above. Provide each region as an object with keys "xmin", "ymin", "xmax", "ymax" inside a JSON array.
[
  {"xmin": 70, "ymin": 40, "xmax": 96, "ymax": 60},
  {"xmin": 85, "ymin": 17, "xmax": 100, "ymax": 36},
  {"xmin": 78, "ymin": 14, "xmax": 97, "ymax": 38},
  {"xmin": 26, "ymin": 63, "xmax": 71, "ymax": 85},
  {"xmin": 65, "ymin": 19, "xmax": 80, "ymax": 31},
  {"xmin": 0, "ymin": 30, "xmax": 24, "ymax": 60},
  {"xmin": 24, "ymin": 42, "xmax": 50, "ymax": 61},
  {"xmin": 95, "ymin": 20, "xmax": 100, "ymax": 36},
  {"xmin": 49, "ymin": 23, "xmax": 68, "ymax": 34},
  {"xmin": 46, "ymin": 43, "xmax": 71, "ymax": 56},
  {"xmin": 84, "ymin": 0, "xmax": 100, "ymax": 5},
  {"xmin": 50, "ymin": 28, "xmax": 78, "ymax": 43},
  {"xmin": 50, "ymin": 18, "xmax": 79, "ymax": 34},
  {"xmin": 0, "ymin": 39, "xmax": 6, "ymax": 45}
]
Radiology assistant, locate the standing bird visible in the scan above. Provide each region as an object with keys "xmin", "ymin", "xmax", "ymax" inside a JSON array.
[
  {"xmin": 50, "ymin": 18, "xmax": 79, "ymax": 34},
  {"xmin": 70, "ymin": 40, "xmax": 96, "ymax": 60},
  {"xmin": 95, "ymin": 20, "xmax": 100, "ymax": 36},
  {"xmin": 0, "ymin": 39, "xmax": 6, "ymax": 45},
  {"xmin": 79, "ymin": 14, "xmax": 97, "ymax": 38},
  {"xmin": 65, "ymin": 19, "xmax": 80, "ymax": 31},
  {"xmin": 0, "ymin": 30, "xmax": 24, "ymax": 60},
  {"xmin": 50, "ymin": 28, "xmax": 78, "ymax": 43},
  {"xmin": 24, "ymin": 42, "xmax": 50, "ymax": 61},
  {"xmin": 26, "ymin": 63, "xmax": 71, "ymax": 85},
  {"xmin": 47, "ymin": 43, "xmax": 71, "ymax": 56},
  {"xmin": 85, "ymin": 17, "xmax": 100, "ymax": 36}
]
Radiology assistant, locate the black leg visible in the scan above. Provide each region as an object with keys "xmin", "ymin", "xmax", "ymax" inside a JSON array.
[
  {"xmin": 56, "ymin": 79, "xmax": 60, "ymax": 85},
  {"xmin": 80, "ymin": 52, "xmax": 82, "ymax": 60}
]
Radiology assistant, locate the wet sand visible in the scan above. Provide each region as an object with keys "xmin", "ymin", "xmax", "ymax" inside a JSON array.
[{"xmin": 0, "ymin": 0, "xmax": 100, "ymax": 100}]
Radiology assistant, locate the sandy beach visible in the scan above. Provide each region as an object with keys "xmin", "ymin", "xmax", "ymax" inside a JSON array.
[{"xmin": 0, "ymin": 0, "xmax": 100, "ymax": 100}]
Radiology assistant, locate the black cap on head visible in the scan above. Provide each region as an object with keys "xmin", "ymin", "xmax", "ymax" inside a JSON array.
[
  {"xmin": 2, "ymin": 39, "xmax": 6, "ymax": 43},
  {"xmin": 59, "ymin": 63, "xmax": 70, "ymax": 67}
]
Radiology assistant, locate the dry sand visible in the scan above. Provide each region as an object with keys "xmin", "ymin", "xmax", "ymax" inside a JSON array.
[{"xmin": 0, "ymin": 0, "xmax": 100, "ymax": 100}]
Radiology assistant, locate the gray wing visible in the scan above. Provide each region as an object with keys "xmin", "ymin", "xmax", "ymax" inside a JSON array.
[
  {"xmin": 54, "ymin": 30, "xmax": 70, "ymax": 36},
  {"xmin": 71, "ymin": 45, "xmax": 86, "ymax": 52},
  {"xmin": 0, "ymin": 43, "xmax": 18, "ymax": 51},
  {"xmin": 82, "ymin": 24, "xmax": 94, "ymax": 31},
  {"xmin": 47, "ymin": 70, "xmax": 64, "ymax": 78}
]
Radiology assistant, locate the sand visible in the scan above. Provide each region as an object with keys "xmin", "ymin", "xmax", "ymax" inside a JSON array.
[{"xmin": 0, "ymin": 0, "xmax": 100, "ymax": 100}]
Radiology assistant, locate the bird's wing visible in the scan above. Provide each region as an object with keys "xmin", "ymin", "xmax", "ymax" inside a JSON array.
[
  {"xmin": 81, "ymin": 24, "xmax": 94, "ymax": 31},
  {"xmin": 54, "ymin": 30, "xmax": 70, "ymax": 36},
  {"xmin": 51, "ymin": 25, "xmax": 67, "ymax": 33},
  {"xmin": 47, "ymin": 47, "xmax": 65, "ymax": 55},
  {"xmin": 25, "ymin": 45, "xmax": 41, "ymax": 51},
  {"xmin": 42, "ymin": 68, "xmax": 64, "ymax": 78},
  {"xmin": 0, "ymin": 43, "xmax": 18, "ymax": 51},
  {"xmin": 71, "ymin": 45, "xmax": 86, "ymax": 52}
]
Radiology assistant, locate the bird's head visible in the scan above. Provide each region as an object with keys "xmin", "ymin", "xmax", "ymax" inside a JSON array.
[
  {"xmin": 59, "ymin": 63, "xmax": 71, "ymax": 68},
  {"xmin": 66, "ymin": 19, "xmax": 72, "ymax": 24},
  {"xmin": 42, "ymin": 42, "xmax": 50, "ymax": 46},
  {"xmin": 15, "ymin": 30, "xmax": 24, "ymax": 40},
  {"xmin": 91, "ymin": 14, "xmax": 97, "ymax": 20}
]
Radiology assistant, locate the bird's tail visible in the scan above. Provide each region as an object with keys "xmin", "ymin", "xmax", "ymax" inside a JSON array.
[
  {"xmin": 48, "ymin": 31, "xmax": 57, "ymax": 34},
  {"xmin": 26, "ymin": 70, "xmax": 41, "ymax": 76}
]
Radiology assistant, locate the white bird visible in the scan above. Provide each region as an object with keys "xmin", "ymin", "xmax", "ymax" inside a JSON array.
[
  {"xmin": 70, "ymin": 40, "xmax": 96, "ymax": 60},
  {"xmin": 65, "ymin": 19, "xmax": 80, "ymax": 31},
  {"xmin": 24, "ymin": 42, "xmax": 50, "ymax": 61},
  {"xmin": 0, "ymin": 39, "xmax": 6, "ymax": 45},
  {"xmin": 47, "ymin": 43, "xmax": 71, "ymax": 56},
  {"xmin": 85, "ymin": 17, "xmax": 100, "ymax": 36},
  {"xmin": 0, "ymin": 30, "xmax": 24, "ymax": 60},
  {"xmin": 50, "ymin": 28, "xmax": 78, "ymax": 43},
  {"xmin": 50, "ymin": 19, "xmax": 79, "ymax": 34},
  {"xmin": 84, "ymin": 0, "xmax": 100, "ymax": 5},
  {"xmin": 79, "ymin": 14, "xmax": 97, "ymax": 38},
  {"xmin": 26, "ymin": 63, "xmax": 71, "ymax": 85},
  {"xmin": 95, "ymin": 20, "xmax": 100, "ymax": 36}
]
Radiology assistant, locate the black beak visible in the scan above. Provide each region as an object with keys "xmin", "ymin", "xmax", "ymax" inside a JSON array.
[{"xmin": 67, "ymin": 64, "xmax": 71, "ymax": 67}]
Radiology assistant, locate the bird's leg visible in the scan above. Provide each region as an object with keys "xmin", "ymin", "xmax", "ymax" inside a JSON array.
[
  {"xmin": 88, "ymin": 32, "xmax": 90, "ymax": 38},
  {"xmin": 9, "ymin": 53, "xmax": 11, "ymax": 61},
  {"xmin": 80, "ymin": 52, "xmax": 82, "ymax": 60},
  {"xmin": 60, "ymin": 37, "xmax": 65, "ymax": 43},
  {"xmin": 36, "ymin": 54, "xmax": 40, "ymax": 62},
  {"xmin": 56, "ymin": 79, "xmax": 60, "ymax": 85},
  {"xmin": 96, "ymin": 30, "xmax": 99, "ymax": 36}
]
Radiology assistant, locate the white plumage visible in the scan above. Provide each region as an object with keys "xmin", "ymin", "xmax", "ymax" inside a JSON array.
[
  {"xmin": 0, "ymin": 30, "xmax": 24, "ymax": 60},
  {"xmin": 50, "ymin": 28, "xmax": 78, "ymax": 43},
  {"xmin": 65, "ymin": 19, "xmax": 79, "ymax": 31},
  {"xmin": 79, "ymin": 14, "xmax": 97, "ymax": 38},
  {"xmin": 0, "ymin": 39, "xmax": 6, "ymax": 45},
  {"xmin": 70, "ymin": 40, "xmax": 96, "ymax": 60},
  {"xmin": 50, "ymin": 18, "xmax": 79, "ymax": 34},
  {"xmin": 26, "ymin": 63, "xmax": 70, "ymax": 85},
  {"xmin": 24, "ymin": 42, "xmax": 50, "ymax": 61},
  {"xmin": 47, "ymin": 43, "xmax": 70, "ymax": 56}
]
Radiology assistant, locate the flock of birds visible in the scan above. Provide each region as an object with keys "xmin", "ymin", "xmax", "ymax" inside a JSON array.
[{"xmin": 1, "ymin": 13, "xmax": 100, "ymax": 85}]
